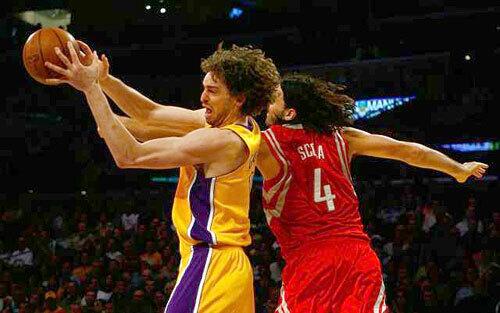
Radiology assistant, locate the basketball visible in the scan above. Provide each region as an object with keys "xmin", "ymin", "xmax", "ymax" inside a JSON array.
[{"xmin": 22, "ymin": 27, "xmax": 87, "ymax": 85}]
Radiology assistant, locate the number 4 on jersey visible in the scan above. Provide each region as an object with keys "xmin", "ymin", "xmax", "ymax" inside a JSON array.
[{"xmin": 314, "ymin": 168, "xmax": 336, "ymax": 212}]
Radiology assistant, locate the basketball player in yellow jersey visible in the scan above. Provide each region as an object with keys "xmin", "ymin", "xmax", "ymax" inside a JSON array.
[{"xmin": 44, "ymin": 43, "xmax": 280, "ymax": 313}]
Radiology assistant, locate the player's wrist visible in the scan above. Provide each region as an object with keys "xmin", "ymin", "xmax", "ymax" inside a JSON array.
[
  {"xmin": 451, "ymin": 163, "xmax": 467, "ymax": 182},
  {"xmin": 83, "ymin": 81, "xmax": 102, "ymax": 95},
  {"xmin": 99, "ymin": 74, "xmax": 111, "ymax": 86}
]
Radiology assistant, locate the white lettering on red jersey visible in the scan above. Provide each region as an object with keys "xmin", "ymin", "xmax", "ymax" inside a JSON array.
[{"xmin": 262, "ymin": 124, "xmax": 369, "ymax": 258}]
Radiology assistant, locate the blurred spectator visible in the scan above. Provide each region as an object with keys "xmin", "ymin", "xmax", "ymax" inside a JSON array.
[
  {"xmin": 0, "ymin": 282, "xmax": 15, "ymax": 312},
  {"xmin": 43, "ymin": 291, "xmax": 65, "ymax": 313},
  {"xmin": 96, "ymin": 274, "xmax": 113, "ymax": 303},
  {"xmin": 127, "ymin": 289, "xmax": 153, "ymax": 313},
  {"xmin": 377, "ymin": 195, "xmax": 406, "ymax": 224},
  {"xmin": 140, "ymin": 241, "xmax": 162, "ymax": 268},
  {"xmin": 454, "ymin": 267, "xmax": 477, "ymax": 306},
  {"xmin": 428, "ymin": 210, "xmax": 461, "ymax": 268},
  {"xmin": 72, "ymin": 252, "xmax": 92, "ymax": 284},
  {"xmin": 421, "ymin": 201, "xmax": 438, "ymax": 233},
  {"xmin": 121, "ymin": 206, "xmax": 139, "ymax": 232},
  {"xmin": 27, "ymin": 293, "xmax": 44, "ymax": 313},
  {"xmin": 104, "ymin": 302, "xmax": 113, "ymax": 313},
  {"xmin": 69, "ymin": 223, "xmax": 95, "ymax": 252},
  {"xmin": 60, "ymin": 281, "xmax": 80, "ymax": 309},
  {"xmin": 112, "ymin": 280, "xmax": 128, "ymax": 312},
  {"xmin": 153, "ymin": 291, "xmax": 166, "ymax": 313},
  {"xmin": 104, "ymin": 238, "xmax": 122, "ymax": 261},
  {"xmin": 80, "ymin": 290, "xmax": 96, "ymax": 312},
  {"xmin": 69, "ymin": 303, "xmax": 82, "ymax": 313},
  {"xmin": 8, "ymin": 237, "xmax": 33, "ymax": 267},
  {"xmin": 455, "ymin": 197, "xmax": 484, "ymax": 237}
]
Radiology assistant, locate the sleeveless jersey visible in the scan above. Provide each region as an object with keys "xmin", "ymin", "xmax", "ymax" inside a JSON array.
[
  {"xmin": 262, "ymin": 124, "xmax": 369, "ymax": 258},
  {"xmin": 172, "ymin": 117, "xmax": 260, "ymax": 248}
]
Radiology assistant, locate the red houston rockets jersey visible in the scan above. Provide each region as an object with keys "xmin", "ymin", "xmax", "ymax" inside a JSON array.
[{"xmin": 262, "ymin": 124, "xmax": 370, "ymax": 258}]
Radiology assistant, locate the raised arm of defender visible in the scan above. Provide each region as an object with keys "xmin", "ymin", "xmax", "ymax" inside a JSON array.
[
  {"xmin": 343, "ymin": 127, "xmax": 488, "ymax": 183},
  {"xmin": 77, "ymin": 41, "xmax": 206, "ymax": 135}
]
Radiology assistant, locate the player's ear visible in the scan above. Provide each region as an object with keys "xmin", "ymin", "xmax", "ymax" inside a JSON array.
[{"xmin": 283, "ymin": 108, "xmax": 297, "ymax": 121}]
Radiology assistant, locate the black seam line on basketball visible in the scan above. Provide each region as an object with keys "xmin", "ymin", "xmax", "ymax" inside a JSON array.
[
  {"xmin": 37, "ymin": 30, "xmax": 47, "ymax": 78},
  {"xmin": 51, "ymin": 28, "xmax": 66, "ymax": 57}
]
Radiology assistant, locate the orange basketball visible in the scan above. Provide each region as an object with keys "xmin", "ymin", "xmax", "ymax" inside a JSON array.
[{"xmin": 22, "ymin": 27, "xmax": 87, "ymax": 85}]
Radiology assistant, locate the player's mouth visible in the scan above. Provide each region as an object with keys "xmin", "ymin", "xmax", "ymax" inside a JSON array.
[{"xmin": 204, "ymin": 107, "xmax": 213, "ymax": 117}]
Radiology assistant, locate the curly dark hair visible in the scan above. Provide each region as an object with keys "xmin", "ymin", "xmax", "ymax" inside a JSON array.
[
  {"xmin": 281, "ymin": 73, "xmax": 355, "ymax": 134},
  {"xmin": 201, "ymin": 45, "xmax": 280, "ymax": 116}
]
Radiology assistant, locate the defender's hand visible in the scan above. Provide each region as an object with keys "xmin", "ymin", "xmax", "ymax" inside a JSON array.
[{"xmin": 454, "ymin": 162, "xmax": 489, "ymax": 183}]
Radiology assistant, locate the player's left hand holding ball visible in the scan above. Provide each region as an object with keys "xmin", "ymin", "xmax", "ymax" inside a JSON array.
[{"xmin": 44, "ymin": 41, "xmax": 99, "ymax": 92}]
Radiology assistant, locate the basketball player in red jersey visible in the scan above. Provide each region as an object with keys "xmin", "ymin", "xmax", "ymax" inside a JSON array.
[{"xmin": 256, "ymin": 73, "xmax": 488, "ymax": 313}]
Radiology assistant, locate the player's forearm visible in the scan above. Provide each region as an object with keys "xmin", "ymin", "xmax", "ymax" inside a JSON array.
[
  {"xmin": 404, "ymin": 143, "xmax": 464, "ymax": 179},
  {"xmin": 101, "ymin": 75, "xmax": 205, "ymax": 134},
  {"xmin": 116, "ymin": 115, "xmax": 150, "ymax": 142},
  {"xmin": 117, "ymin": 115, "xmax": 187, "ymax": 141},
  {"xmin": 100, "ymin": 74, "xmax": 159, "ymax": 121},
  {"xmin": 84, "ymin": 84, "xmax": 142, "ymax": 168}
]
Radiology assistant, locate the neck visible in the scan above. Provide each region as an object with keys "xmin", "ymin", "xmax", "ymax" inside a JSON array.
[{"xmin": 218, "ymin": 112, "xmax": 247, "ymax": 127}]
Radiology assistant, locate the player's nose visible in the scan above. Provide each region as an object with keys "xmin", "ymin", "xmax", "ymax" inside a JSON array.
[{"xmin": 200, "ymin": 90, "xmax": 209, "ymax": 103}]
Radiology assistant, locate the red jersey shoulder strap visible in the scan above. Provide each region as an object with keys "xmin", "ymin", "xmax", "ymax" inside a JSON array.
[{"xmin": 333, "ymin": 129, "xmax": 355, "ymax": 187}]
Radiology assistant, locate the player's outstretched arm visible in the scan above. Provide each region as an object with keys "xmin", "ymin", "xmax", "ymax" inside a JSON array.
[
  {"xmin": 78, "ymin": 40, "xmax": 206, "ymax": 134},
  {"xmin": 344, "ymin": 127, "xmax": 489, "ymax": 183}
]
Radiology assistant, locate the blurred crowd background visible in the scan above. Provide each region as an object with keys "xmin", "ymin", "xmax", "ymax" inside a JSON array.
[{"xmin": 1, "ymin": 179, "xmax": 498, "ymax": 312}]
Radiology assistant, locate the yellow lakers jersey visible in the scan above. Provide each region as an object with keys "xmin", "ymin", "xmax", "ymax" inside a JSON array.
[{"xmin": 172, "ymin": 117, "xmax": 260, "ymax": 248}]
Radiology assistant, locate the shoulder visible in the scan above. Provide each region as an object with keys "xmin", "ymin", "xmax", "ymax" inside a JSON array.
[
  {"xmin": 263, "ymin": 124, "xmax": 283, "ymax": 134},
  {"xmin": 262, "ymin": 125, "xmax": 285, "ymax": 143}
]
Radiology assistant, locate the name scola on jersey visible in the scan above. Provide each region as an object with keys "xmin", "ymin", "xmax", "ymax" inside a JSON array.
[{"xmin": 297, "ymin": 143, "xmax": 325, "ymax": 160}]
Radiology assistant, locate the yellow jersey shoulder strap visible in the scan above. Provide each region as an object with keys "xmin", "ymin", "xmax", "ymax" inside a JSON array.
[{"xmin": 221, "ymin": 117, "xmax": 261, "ymax": 156}]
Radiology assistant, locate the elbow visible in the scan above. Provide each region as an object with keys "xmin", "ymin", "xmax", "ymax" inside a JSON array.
[
  {"xmin": 115, "ymin": 159, "xmax": 130, "ymax": 169},
  {"xmin": 136, "ymin": 108, "xmax": 158, "ymax": 123},
  {"xmin": 114, "ymin": 152, "xmax": 138, "ymax": 169},
  {"xmin": 115, "ymin": 156, "xmax": 138, "ymax": 169},
  {"xmin": 115, "ymin": 143, "xmax": 144, "ymax": 169}
]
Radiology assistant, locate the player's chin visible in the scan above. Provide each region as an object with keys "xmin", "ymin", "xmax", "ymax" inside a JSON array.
[
  {"xmin": 205, "ymin": 115, "xmax": 218, "ymax": 127},
  {"xmin": 205, "ymin": 111, "xmax": 214, "ymax": 123}
]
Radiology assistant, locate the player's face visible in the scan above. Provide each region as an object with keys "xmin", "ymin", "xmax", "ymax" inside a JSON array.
[
  {"xmin": 265, "ymin": 86, "xmax": 286, "ymax": 126},
  {"xmin": 200, "ymin": 72, "xmax": 241, "ymax": 127}
]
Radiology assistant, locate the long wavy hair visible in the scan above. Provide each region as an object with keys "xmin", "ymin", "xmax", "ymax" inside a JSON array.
[{"xmin": 281, "ymin": 73, "xmax": 355, "ymax": 133}]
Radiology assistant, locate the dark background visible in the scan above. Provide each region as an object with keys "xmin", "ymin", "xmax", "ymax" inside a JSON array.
[{"xmin": 0, "ymin": 0, "xmax": 498, "ymax": 194}]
